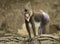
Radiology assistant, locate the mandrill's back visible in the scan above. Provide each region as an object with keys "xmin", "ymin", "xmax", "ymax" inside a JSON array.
[{"xmin": 34, "ymin": 12, "xmax": 41, "ymax": 22}]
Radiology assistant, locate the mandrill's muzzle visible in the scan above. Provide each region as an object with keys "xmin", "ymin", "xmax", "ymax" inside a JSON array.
[
  {"xmin": 25, "ymin": 13, "xmax": 30, "ymax": 18},
  {"xmin": 25, "ymin": 13, "xmax": 30, "ymax": 21}
]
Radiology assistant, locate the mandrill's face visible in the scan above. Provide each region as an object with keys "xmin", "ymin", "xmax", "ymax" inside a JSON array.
[
  {"xmin": 25, "ymin": 11, "xmax": 30, "ymax": 21},
  {"xmin": 25, "ymin": 13, "xmax": 30, "ymax": 18}
]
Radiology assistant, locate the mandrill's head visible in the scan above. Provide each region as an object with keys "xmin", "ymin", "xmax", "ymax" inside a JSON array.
[{"xmin": 24, "ymin": 7, "xmax": 33, "ymax": 17}]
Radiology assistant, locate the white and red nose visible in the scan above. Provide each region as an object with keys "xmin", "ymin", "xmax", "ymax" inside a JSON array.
[{"xmin": 25, "ymin": 14, "xmax": 30, "ymax": 18}]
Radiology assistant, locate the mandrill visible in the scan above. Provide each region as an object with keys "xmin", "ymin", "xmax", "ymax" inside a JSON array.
[{"xmin": 24, "ymin": 8, "xmax": 36, "ymax": 40}]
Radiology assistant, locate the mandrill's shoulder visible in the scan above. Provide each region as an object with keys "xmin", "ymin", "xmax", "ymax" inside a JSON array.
[{"xmin": 33, "ymin": 12, "xmax": 41, "ymax": 22}]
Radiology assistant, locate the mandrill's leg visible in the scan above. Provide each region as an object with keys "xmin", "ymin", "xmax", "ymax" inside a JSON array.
[
  {"xmin": 30, "ymin": 17, "xmax": 36, "ymax": 37},
  {"xmin": 25, "ymin": 19, "xmax": 31, "ymax": 38},
  {"xmin": 38, "ymin": 22, "xmax": 45, "ymax": 35},
  {"xmin": 40, "ymin": 23, "xmax": 46, "ymax": 34}
]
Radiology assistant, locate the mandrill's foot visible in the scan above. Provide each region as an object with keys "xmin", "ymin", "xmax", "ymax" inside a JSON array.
[
  {"xmin": 34, "ymin": 36, "xmax": 38, "ymax": 39},
  {"xmin": 26, "ymin": 37, "xmax": 33, "ymax": 42},
  {"xmin": 33, "ymin": 34, "xmax": 39, "ymax": 39},
  {"xmin": 37, "ymin": 35, "xmax": 41, "ymax": 38}
]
